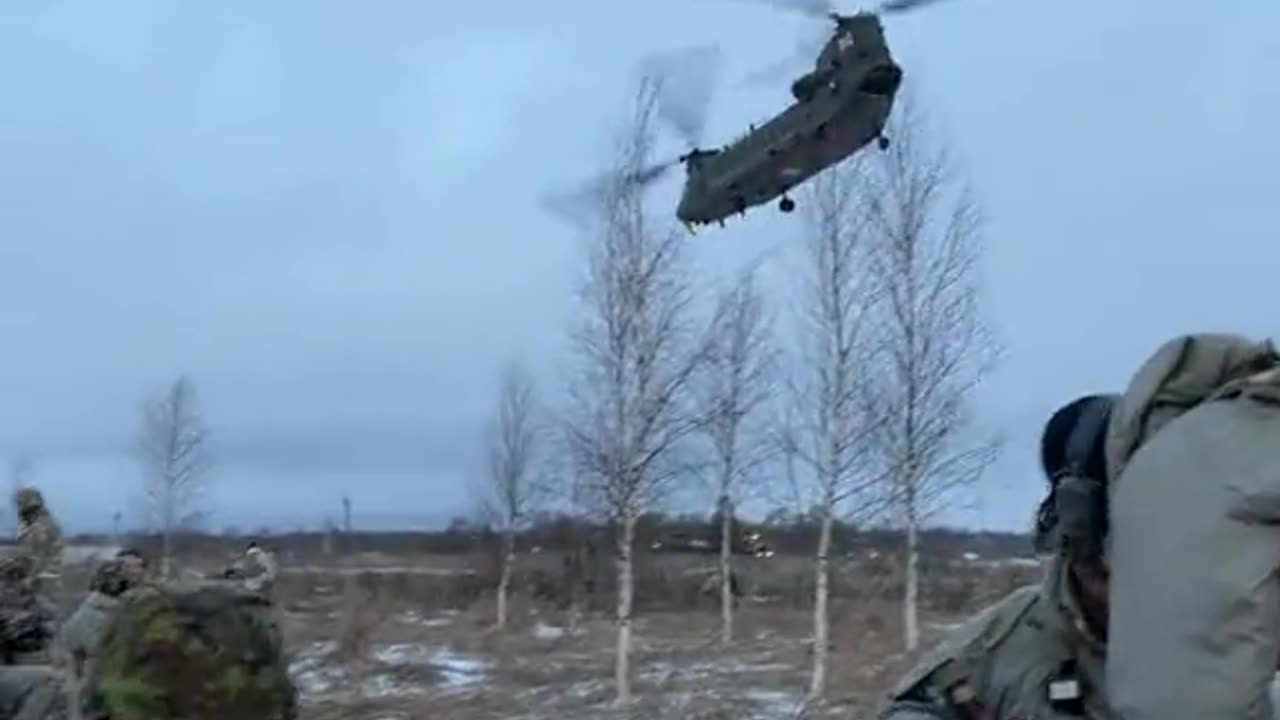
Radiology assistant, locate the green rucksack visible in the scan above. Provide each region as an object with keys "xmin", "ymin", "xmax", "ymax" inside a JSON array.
[{"xmin": 80, "ymin": 582, "xmax": 297, "ymax": 720}]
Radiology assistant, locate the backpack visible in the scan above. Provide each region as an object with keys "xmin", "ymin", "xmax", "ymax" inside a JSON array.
[
  {"xmin": 1105, "ymin": 333, "xmax": 1280, "ymax": 720},
  {"xmin": 80, "ymin": 583, "xmax": 297, "ymax": 720}
]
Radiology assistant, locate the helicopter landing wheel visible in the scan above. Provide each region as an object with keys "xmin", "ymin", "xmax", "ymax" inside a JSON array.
[
  {"xmin": 877, "ymin": 135, "xmax": 890, "ymax": 151},
  {"xmin": 779, "ymin": 196, "xmax": 795, "ymax": 213}
]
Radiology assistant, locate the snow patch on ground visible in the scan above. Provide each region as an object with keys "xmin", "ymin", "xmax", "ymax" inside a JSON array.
[
  {"xmin": 396, "ymin": 609, "xmax": 460, "ymax": 627},
  {"xmin": 744, "ymin": 688, "xmax": 807, "ymax": 719},
  {"xmin": 431, "ymin": 647, "xmax": 492, "ymax": 688},
  {"xmin": 292, "ymin": 639, "xmax": 491, "ymax": 700},
  {"xmin": 533, "ymin": 621, "xmax": 566, "ymax": 639},
  {"xmin": 288, "ymin": 642, "xmax": 349, "ymax": 697},
  {"xmin": 374, "ymin": 643, "xmax": 435, "ymax": 665}
]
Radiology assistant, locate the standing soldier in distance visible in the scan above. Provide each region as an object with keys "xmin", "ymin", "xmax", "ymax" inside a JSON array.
[
  {"xmin": 13, "ymin": 487, "xmax": 64, "ymax": 594},
  {"xmin": 227, "ymin": 541, "xmax": 277, "ymax": 596}
]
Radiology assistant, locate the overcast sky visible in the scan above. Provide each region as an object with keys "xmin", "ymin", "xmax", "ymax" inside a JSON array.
[{"xmin": 1, "ymin": 0, "xmax": 1277, "ymax": 533}]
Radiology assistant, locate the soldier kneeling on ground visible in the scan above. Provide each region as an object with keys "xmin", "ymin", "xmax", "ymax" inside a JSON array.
[
  {"xmin": 2, "ymin": 580, "xmax": 298, "ymax": 719},
  {"xmin": 57, "ymin": 553, "xmax": 149, "ymax": 718}
]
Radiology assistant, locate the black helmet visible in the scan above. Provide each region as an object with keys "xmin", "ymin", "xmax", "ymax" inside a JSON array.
[
  {"xmin": 1040, "ymin": 394, "xmax": 1116, "ymax": 482},
  {"xmin": 1034, "ymin": 393, "xmax": 1118, "ymax": 556}
]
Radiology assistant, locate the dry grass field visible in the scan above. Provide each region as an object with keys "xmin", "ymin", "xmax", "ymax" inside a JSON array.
[
  {"xmin": 44, "ymin": 537, "xmax": 1039, "ymax": 719},
  {"xmin": 266, "ymin": 549, "xmax": 1036, "ymax": 719}
]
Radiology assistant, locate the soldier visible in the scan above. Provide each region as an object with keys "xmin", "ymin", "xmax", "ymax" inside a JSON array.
[
  {"xmin": 112, "ymin": 549, "xmax": 147, "ymax": 587},
  {"xmin": 0, "ymin": 554, "xmax": 56, "ymax": 666},
  {"xmin": 878, "ymin": 393, "xmax": 1118, "ymax": 719},
  {"xmin": 58, "ymin": 557, "xmax": 146, "ymax": 719},
  {"xmin": 2, "ymin": 580, "xmax": 297, "ymax": 719},
  {"xmin": 227, "ymin": 541, "xmax": 277, "ymax": 596},
  {"xmin": 13, "ymin": 487, "xmax": 64, "ymax": 585}
]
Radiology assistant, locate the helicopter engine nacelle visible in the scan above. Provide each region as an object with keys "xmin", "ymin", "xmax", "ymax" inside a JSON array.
[{"xmin": 790, "ymin": 69, "xmax": 831, "ymax": 102}]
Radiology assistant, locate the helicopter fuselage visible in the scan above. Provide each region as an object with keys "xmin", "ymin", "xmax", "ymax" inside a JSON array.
[{"xmin": 674, "ymin": 13, "xmax": 901, "ymax": 228}]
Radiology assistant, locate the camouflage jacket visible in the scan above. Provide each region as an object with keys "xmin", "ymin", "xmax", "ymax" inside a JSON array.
[
  {"xmin": 232, "ymin": 548, "xmax": 277, "ymax": 595},
  {"xmin": 16, "ymin": 514, "xmax": 64, "ymax": 582},
  {"xmin": 878, "ymin": 558, "xmax": 1112, "ymax": 720}
]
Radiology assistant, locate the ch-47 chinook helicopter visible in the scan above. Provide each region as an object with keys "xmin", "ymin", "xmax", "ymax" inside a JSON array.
[{"xmin": 630, "ymin": 0, "xmax": 949, "ymax": 232}]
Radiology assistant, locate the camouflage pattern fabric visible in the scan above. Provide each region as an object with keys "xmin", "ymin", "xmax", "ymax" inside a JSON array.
[
  {"xmin": 0, "ymin": 555, "xmax": 55, "ymax": 662},
  {"xmin": 13, "ymin": 487, "xmax": 64, "ymax": 583},
  {"xmin": 80, "ymin": 582, "xmax": 296, "ymax": 720},
  {"xmin": 237, "ymin": 547, "xmax": 278, "ymax": 595},
  {"xmin": 59, "ymin": 559, "xmax": 147, "ymax": 720}
]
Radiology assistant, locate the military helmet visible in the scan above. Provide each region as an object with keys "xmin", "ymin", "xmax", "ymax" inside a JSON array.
[
  {"xmin": 1039, "ymin": 394, "xmax": 1116, "ymax": 482},
  {"xmin": 81, "ymin": 583, "xmax": 297, "ymax": 720},
  {"xmin": 13, "ymin": 486, "xmax": 43, "ymax": 512},
  {"xmin": 88, "ymin": 559, "xmax": 135, "ymax": 597},
  {"xmin": 1034, "ymin": 393, "xmax": 1118, "ymax": 557}
]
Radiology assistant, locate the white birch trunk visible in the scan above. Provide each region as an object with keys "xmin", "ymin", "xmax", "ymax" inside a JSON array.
[
  {"xmin": 904, "ymin": 502, "xmax": 920, "ymax": 652},
  {"xmin": 160, "ymin": 528, "xmax": 172, "ymax": 580},
  {"xmin": 719, "ymin": 494, "xmax": 734, "ymax": 646},
  {"xmin": 497, "ymin": 530, "xmax": 515, "ymax": 630},
  {"xmin": 809, "ymin": 508, "xmax": 833, "ymax": 700},
  {"xmin": 614, "ymin": 511, "xmax": 636, "ymax": 705}
]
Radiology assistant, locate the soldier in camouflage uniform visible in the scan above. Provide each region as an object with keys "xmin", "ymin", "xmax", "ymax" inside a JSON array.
[
  {"xmin": 1, "ymin": 580, "xmax": 297, "ymax": 719},
  {"xmin": 58, "ymin": 557, "xmax": 147, "ymax": 719},
  {"xmin": 242, "ymin": 541, "xmax": 278, "ymax": 595},
  {"xmin": 878, "ymin": 394, "xmax": 1118, "ymax": 720},
  {"xmin": 13, "ymin": 487, "xmax": 64, "ymax": 614},
  {"xmin": 226, "ymin": 541, "xmax": 278, "ymax": 596},
  {"xmin": 0, "ymin": 554, "xmax": 56, "ymax": 667}
]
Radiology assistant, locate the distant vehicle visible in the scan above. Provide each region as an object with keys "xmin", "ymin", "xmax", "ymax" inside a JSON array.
[{"xmin": 650, "ymin": 530, "xmax": 774, "ymax": 558}]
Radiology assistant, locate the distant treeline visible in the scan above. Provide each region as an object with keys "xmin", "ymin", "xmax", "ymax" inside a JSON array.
[{"xmin": 50, "ymin": 511, "xmax": 1034, "ymax": 561}]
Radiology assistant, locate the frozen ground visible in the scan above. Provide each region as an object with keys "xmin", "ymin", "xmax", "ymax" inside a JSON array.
[{"xmin": 280, "ymin": 591, "xmax": 957, "ymax": 720}]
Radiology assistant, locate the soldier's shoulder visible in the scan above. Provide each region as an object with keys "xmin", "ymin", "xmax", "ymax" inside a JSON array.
[{"xmin": 887, "ymin": 584, "xmax": 1042, "ymax": 702}]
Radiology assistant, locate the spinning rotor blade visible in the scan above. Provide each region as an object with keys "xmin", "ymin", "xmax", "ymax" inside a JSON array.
[
  {"xmin": 876, "ymin": 0, "xmax": 951, "ymax": 13},
  {"xmin": 625, "ymin": 159, "xmax": 679, "ymax": 187},
  {"xmin": 544, "ymin": 48, "xmax": 722, "ymax": 228},
  {"xmin": 641, "ymin": 44, "xmax": 723, "ymax": 148},
  {"xmin": 723, "ymin": 0, "xmax": 836, "ymax": 19},
  {"xmin": 739, "ymin": 25, "xmax": 830, "ymax": 87},
  {"xmin": 542, "ymin": 156, "xmax": 679, "ymax": 228}
]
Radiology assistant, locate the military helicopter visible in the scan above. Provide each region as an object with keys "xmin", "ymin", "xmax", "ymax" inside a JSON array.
[{"xmin": 629, "ymin": 0, "xmax": 948, "ymax": 232}]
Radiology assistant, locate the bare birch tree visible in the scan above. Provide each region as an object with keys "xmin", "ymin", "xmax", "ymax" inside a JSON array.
[
  {"xmin": 138, "ymin": 375, "xmax": 210, "ymax": 579},
  {"xmin": 788, "ymin": 163, "xmax": 885, "ymax": 701},
  {"xmin": 697, "ymin": 269, "xmax": 775, "ymax": 646},
  {"xmin": 478, "ymin": 361, "xmax": 541, "ymax": 630},
  {"xmin": 561, "ymin": 78, "xmax": 705, "ymax": 705},
  {"xmin": 862, "ymin": 100, "xmax": 1002, "ymax": 652}
]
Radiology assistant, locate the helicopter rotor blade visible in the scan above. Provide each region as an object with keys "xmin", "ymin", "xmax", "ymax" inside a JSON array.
[
  {"xmin": 641, "ymin": 45, "xmax": 723, "ymax": 148},
  {"xmin": 876, "ymin": 0, "xmax": 952, "ymax": 15},
  {"xmin": 543, "ymin": 155, "xmax": 679, "ymax": 227},
  {"xmin": 721, "ymin": 0, "xmax": 836, "ymax": 20},
  {"xmin": 738, "ymin": 24, "xmax": 829, "ymax": 88}
]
